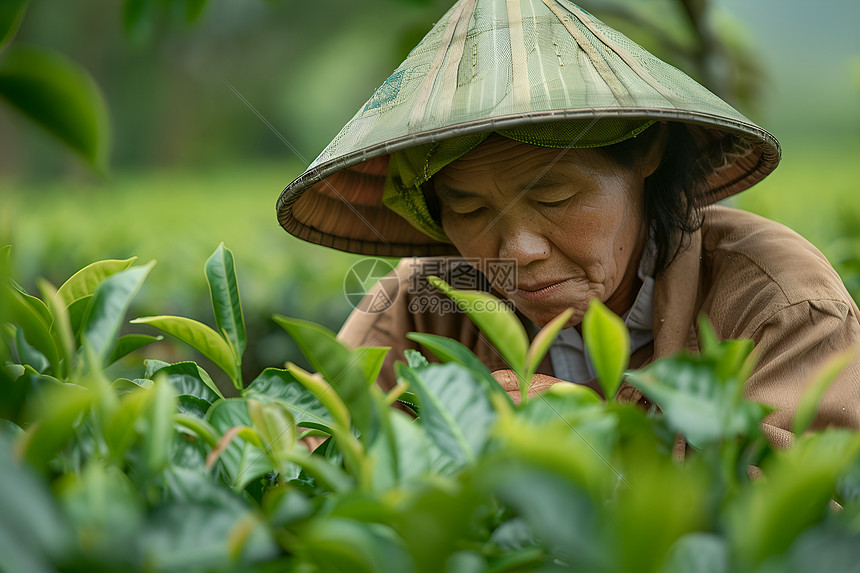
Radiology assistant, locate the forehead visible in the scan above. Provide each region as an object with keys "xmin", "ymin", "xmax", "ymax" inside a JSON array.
[{"xmin": 434, "ymin": 134, "xmax": 615, "ymax": 192}]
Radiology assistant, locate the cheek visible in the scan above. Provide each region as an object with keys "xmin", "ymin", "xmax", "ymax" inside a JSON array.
[{"xmin": 440, "ymin": 210, "xmax": 493, "ymax": 259}]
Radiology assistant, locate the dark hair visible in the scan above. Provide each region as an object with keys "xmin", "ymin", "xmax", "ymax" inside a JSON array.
[{"xmin": 601, "ymin": 121, "xmax": 707, "ymax": 274}]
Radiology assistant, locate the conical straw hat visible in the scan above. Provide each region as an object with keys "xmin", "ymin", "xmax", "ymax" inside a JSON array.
[{"xmin": 277, "ymin": 0, "xmax": 781, "ymax": 257}]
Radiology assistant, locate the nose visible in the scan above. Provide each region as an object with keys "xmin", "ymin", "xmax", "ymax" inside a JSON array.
[{"xmin": 498, "ymin": 225, "xmax": 550, "ymax": 266}]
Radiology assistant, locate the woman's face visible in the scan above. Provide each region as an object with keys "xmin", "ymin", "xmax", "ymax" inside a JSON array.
[{"xmin": 434, "ymin": 134, "xmax": 651, "ymax": 328}]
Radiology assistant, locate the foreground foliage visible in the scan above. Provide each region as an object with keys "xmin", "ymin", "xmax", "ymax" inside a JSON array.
[{"xmin": 2, "ymin": 245, "xmax": 860, "ymax": 573}]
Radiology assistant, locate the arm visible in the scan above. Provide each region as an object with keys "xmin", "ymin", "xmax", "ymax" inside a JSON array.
[{"xmin": 743, "ymin": 298, "xmax": 860, "ymax": 447}]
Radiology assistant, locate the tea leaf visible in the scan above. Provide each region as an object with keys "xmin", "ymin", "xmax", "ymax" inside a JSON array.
[
  {"xmin": 403, "ymin": 348, "xmax": 429, "ymax": 368},
  {"xmin": 37, "ymin": 279, "xmax": 75, "ymax": 377},
  {"xmin": 144, "ymin": 360, "xmax": 222, "ymax": 401},
  {"xmin": 83, "ymin": 262, "xmax": 154, "ymax": 366},
  {"xmin": 105, "ymin": 386, "xmax": 155, "ymax": 456},
  {"xmin": 354, "ymin": 345, "xmax": 389, "ymax": 385},
  {"xmin": 56, "ymin": 257, "xmax": 136, "ymax": 308},
  {"xmin": 627, "ymin": 354, "xmax": 770, "ymax": 448},
  {"xmin": 583, "ymin": 299, "xmax": 629, "ymax": 401},
  {"xmin": 6, "ymin": 290, "xmax": 59, "ymax": 372},
  {"xmin": 395, "ymin": 362, "xmax": 495, "ymax": 472},
  {"xmin": 0, "ymin": 45, "xmax": 109, "ymax": 169},
  {"xmin": 659, "ymin": 533, "xmax": 728, "ymax": 573},
  {"xmin": 143, "ymin": 377, "xmax": 177, "ymax": 472},
  {"xmin": 406, "ymin": 332, "xmax": 509, "ymax": 401},
  {"xmin": 248, "ymin": 399, "xmax": 297, "ymax": 473},
  {"xmin": 18, "ymin": 384, "xmax": 93, "ymax": 471},
  {"xmin": 107, "ymin": 333, "xmax": 162, "ymax": 366},
  {"xmin": 206, "ymin": 399, "xmax": 275, "ymax": 491},
  {"xmin": 0, "ymin": 0, "xmax": 28, "ymax": 51},
  {"xmin": 243, "ymin": 368, "xmax": 335, "ymax": 433},
  {"xmin": 274, "ymin": 315, "xmax": 373, "ymax": 436},
  {"xmin": 0, "ymin": 430, "xmax": 70, "ymax": 571},
  {"xmin": 526, "ymin": 308, "xmax": 573, "ymax": 378},
  {"xmin": 428, "ymin": 276, "xmax": 528, "ymax": 375},
  {"xmin": 132, "ymin": 315, "xmax": 240, "ymax": 388},
  {"xmin": 729, "ymin": 431, "xmax": 860, "ymax": 567},
  {"xmin": 284, "ymin": 363, "xmax": 350, "ymax": 432},
  {"xmin": 205, "ymin": 243, "xmax": 246, "ymax": 360}
]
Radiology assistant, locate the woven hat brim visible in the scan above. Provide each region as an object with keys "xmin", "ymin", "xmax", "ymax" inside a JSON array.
[{"xmin": 277, "ymin": 109, "xmax": 780, "ymax": 257}]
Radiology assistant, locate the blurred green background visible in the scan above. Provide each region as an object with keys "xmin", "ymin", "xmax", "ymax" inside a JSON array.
[{"xmin": 1, "ymin": 0, "xmax": 858, "ymax": 383}]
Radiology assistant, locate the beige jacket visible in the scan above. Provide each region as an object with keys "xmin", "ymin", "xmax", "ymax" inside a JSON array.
[{"xmin": 338, "ymin": 206, "xmax": 860, "ymax": 447}]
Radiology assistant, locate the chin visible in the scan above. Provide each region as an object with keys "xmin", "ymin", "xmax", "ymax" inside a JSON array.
[{"xmin": 521, "ymin": 305, "xmax": 585, "ymax": 330}]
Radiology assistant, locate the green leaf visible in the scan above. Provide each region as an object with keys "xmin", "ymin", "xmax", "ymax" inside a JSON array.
[
  {"xmin": 526, "ymin": 308, "xmax": 574, "ymax": 378},
  {"xmin": 132, "ymin": 315, "xmax": 240, "ymax": 388},
  {"xmin": 487, "ymin": 464, "xmax": 604, "ymax": 569},
  {"xmin": 793, "ymin": 349, "xmax": 856, "ymax": 435},
  {"xmin": 206, "ymin": 399, "xmax": 275, "ymax": 491},
  {"xmin": 582, "ymin": 299, "xmax": 629, "ymax": 401},
  {"xmin": 111, "ymin": 377, "xmax": 152, "ymax": 393},
  {"xmin": 141, "ymin": 497, "xmax": 276, "ymax": 573},
  {"xmin": 248, "ymin": 399, "xmax": 299, "ymax": 477},
  {"xmin": 18, "ymin": 384, "xmax": 93, "ymax": 471},
  {"xmin": 7, "ymin": 290, "xmax": 59, "ymax": 372},
  {"xmin": 67, "ymin": 296, "xmax": 91, "ymax": 337},
  {"xmin": 0, "ymin": 431, "xmax": 71, "ymax": 572},
  {"xmin": 56, "ymin": 257, "xmax": 136, "ymax": 308},
  {"xmin": 13, "ymin": 286, "xmax": 51, "ymax": 325},
  {"xmin": 729, "ymin": 431, "xmax": 860, "ymax": 567},
  {"xmin": 284, "ymin": 363, "xmax": 350, "ymax": 431},
  {"xmin": 144, "ymin": 360, "xmax": 222, "ymax": 401},
  {"xmin": 243, "ymin": 368, "xmax": 335, "ymax": 433},
  {"xmin": 274, "ymin": 315, "xmax": 374, "ymax": 436},
  {"xmin": 0, "ymin": 45, "xmax": 109, "ymax": 169},
  {"xmin": 660, "ymin": 533, "xmax": 728, "ymax": 573},
  {"xmin": 370, "ymin": 409, "xmax": 432, "ymax": 488},
  {"xmin": 107, "ymin": 333, "xmax": 162, "ymax": 366},
  {"xmin": 176, "ymin": 395, "xmax": 211, "ymax": 419},
  {"xmin": 205, "ymin": 243, "xmax": 246, "ymax": 360},
  {"xmin": 355, "ymin": 345, "xmax": 389, "ymax": 385},
  {"xmin": 143, "ymin": 377, "xmax": 177, "ymax": 472},
  {"xmin": 174, "ymin": 412, "xmax": 219, "ymax": 449},
  {"xmin": 428, "ymin": 276, "xmax": 529, "ymax": 375},
  {"xmin": 403, "ymin": 348, "xmax": 429, "ymax": 368},
  {"xmin": 56, "ymin": 462, "xmax": 143, "ymax": 562},
  {"xmin": 12, "ymin": 324, "xmax": 50, "ymax": 373},
  {"xmin": 38, "ymin": 279, "xmax": 75, "ymax": 376},
  {"xmin": 0, "ymin": 0, "xmax": 28, "ymax": 51},
  {"xmin": 298, "ymin": 518, "xmax": 415, "ymax": 573},
  {"xmin": 122, "ymin": 0, "xmax": 153, "ymax": 44},
  {"xmin": 626, "ymin": 352, "xmax": 770, "ymax": 448},
  {"xmin": 82, "ymin": 262, "xmax": 153, "ymax": 366},
  {"xmin": 105, "ymin": 387, "xmax": 149, "ymax": 456},
  {"xmin": 406, "ymin": 332, "xmax": 509, "ymax": 401},
  {"xmin": 395, "ymin": 362, "xmax": 496, "ymax": 473},
  {"xmin": 184, "ymin": 0, "xmax": 208, "ymax": 24}
]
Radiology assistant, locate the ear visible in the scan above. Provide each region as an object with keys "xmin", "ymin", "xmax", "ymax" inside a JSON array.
[{"xmin": 636, "ymin": 122, "xmax": 669, "ymax": 178}]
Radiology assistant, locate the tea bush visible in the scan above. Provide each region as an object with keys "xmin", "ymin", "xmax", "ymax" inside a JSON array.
[{"xmin": 2, "ymin": 244, "xmax": 860, "ymax": 573}]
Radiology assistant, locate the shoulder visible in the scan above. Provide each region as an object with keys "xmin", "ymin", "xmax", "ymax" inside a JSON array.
[
  {"xmin": 696, "ymin": 206, "xmax": 857, "ymax": 340},
  {"xmin": 702, "ymin": 206, "xmax": 852, "ymax": 306}
]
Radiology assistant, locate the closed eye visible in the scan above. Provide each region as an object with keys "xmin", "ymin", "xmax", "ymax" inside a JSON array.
[
  {"xmin": 538, "ymin": 197, "xmax": 572, "ymax": 208},
  {"xmin": 457, "ymin": 207, "xmax": 486, "ymax": 217}
]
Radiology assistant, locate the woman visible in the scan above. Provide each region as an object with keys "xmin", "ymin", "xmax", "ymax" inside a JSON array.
[{"xmin": 277, "ymin": 0, "xmax": 860, "ymax": 446}]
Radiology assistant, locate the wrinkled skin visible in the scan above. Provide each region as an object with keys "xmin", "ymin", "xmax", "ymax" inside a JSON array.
[{"xmin": 434, "ymin": 133, "xmax": 663, "ymax": 394}]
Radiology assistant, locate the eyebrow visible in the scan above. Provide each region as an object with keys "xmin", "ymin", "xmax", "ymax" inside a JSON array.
[
  {"xmin": 436, "ymin": 184, "xmax": 480, "ymax": 200},
  {"xmin": 436, "ymin": 173, "xmax": 572, "ymax": 199}
]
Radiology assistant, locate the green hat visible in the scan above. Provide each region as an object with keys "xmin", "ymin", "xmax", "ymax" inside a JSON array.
[{"xmin": 277, "ymin": 0, "xmax": 781, "ymax": 257}]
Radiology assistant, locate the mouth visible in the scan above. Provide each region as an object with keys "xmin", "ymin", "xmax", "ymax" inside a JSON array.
[{"xmin": 515, "ymin": 279, "xmax": 570, "ymax": 300}]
